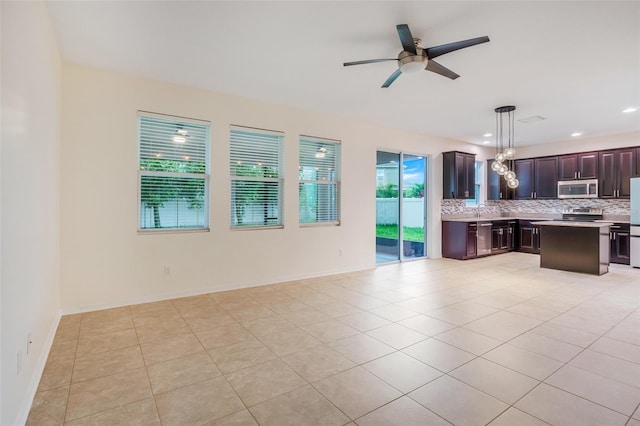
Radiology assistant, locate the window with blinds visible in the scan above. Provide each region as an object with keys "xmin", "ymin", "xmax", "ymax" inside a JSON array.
[
  {"xmin": 230, "ymin": 126, "xmax": 284, "ymax": 228},
  {"xmin": 138, "ymin": 112, "xmax": 210, "ymax": 231},
  {"xmin": 299, "ymin": 136, "xmax": 341, "ymax": 225}
]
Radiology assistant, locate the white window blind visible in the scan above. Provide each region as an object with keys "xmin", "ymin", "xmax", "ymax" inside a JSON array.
[
  {"xmin": 299, "ymin": 136, "xmax": 341, "ymax": 225},
  {"xmin": 138, "ymin": 113, "xmax": 210, "ymax": 231},
  {"xmin": 230, "ymin": 126, "xmax": 283, "ymax": 228}
]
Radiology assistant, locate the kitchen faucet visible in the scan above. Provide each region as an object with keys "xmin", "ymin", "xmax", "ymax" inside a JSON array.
[{"xmin": 476, "ymin": 204, "xmax": 486, "ymax": 219}]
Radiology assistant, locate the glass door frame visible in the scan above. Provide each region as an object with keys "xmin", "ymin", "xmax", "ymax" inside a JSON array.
[{"xmin": 376, "ymin": 150, "xmax": 429, "ymax": 264}]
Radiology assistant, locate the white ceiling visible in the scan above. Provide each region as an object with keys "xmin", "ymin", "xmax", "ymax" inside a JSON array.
[{"xmin": 46, "ymin": 1, "xmax": 640, "ymax": 147}]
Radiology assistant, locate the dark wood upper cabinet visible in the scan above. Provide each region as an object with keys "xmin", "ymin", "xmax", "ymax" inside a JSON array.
[
  {"xmin": 514, "ymin": 157, "xmax": 557, "ymax": 199},
  {"xmin": 514, "ymin": 159, "xmax": 535, "ymax": 199},
  {"xmin": 443, "ymin": 151, "xmax": 476, "ymax": 199},
  {"xmin": 534, "ymin": 157, "xmax": 559, "ymax": 198},
  {"xmin": 599, "ymin": 148, "xmax": 636, "ymax": 198},
  {"xmin": 486, "ymin": 159, "xmax": 513, "ymax": 200},
  {"xmin": 558, "ymin": 152, "xmax": 598, "ymax": 180}
]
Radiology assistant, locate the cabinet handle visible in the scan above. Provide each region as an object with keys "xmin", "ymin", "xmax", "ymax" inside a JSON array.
[
  {"xmin": 574, "ymin": 172, "xmax": 577, "ymax": 179},
  {"xmin": 499, "ymin": 192, "xmax": 502, "ymax": 199},
  {"xmin": 577, "ymin": 171, "xmax": 581, "ymax": 179},
  {"xmin": 610, "ymin": 232, "xmax": 613, "ymax": 240},
  {"xmin": 531, "ymin": 192, "xmax": 534, "ymax": 198},
  {"xmin": 464, "ymin": 190, "xmax": 469, "ymax": 197}
]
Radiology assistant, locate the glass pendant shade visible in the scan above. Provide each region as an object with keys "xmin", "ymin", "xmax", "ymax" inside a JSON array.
[
  {"xmin": 507, "ymin": 178, "xmax": 519, "ymax": 189},
  {"xmin": 505, "ymin": 170, "xmax": 516, "ymax": 181},
  {"xmin": 495, "ymin": 152, "xmax": 506, "ymax": 162},
  {"xmin": 491, "ymin": 160, "xmax": 502, "ymax": 172},
  {"xmin": 504, "ymin": 147, "xmax": 515, "ymax": 159},
  {"xmin": 497, "ymin": 163, "xmax": 508, "ymax": 175}
]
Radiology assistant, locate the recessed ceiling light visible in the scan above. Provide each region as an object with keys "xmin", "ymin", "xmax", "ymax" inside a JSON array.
[
  {"xmin": 483, "ymin": 140, "xmax": 491, "ymax": 144},
  {"xmin": 622, "ymin": 107, "xmax": 638, "ymax": 113},
  {"xmin": 483, "ymin": 133, "xmax": 492, "ymax": 137},
  {"xmin": 571, "ymin": 132, "xmax": 583, "ymax": 137}
]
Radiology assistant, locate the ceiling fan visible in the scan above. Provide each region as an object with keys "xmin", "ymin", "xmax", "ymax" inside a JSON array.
[{"xmin": 344, "ymin": 24, "xmax": 489, "ymax": 88}]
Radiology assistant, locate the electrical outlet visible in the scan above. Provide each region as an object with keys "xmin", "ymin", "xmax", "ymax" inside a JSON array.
[
  {"xmin": 163, "ymin": 266, "xmax": 171, "ymax": 277},
  {"xmin": 338, "ymin": 249, "xmax": 343, "ymax": 257},
  {"xmin": 17, "ymin": 351, "xmax": 22, "ymax": 375}
]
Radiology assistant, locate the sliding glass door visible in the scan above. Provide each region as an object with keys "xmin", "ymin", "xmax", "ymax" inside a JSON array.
[
  {"xmin": 376, "ymin": 151, "xmax": 427, "ymax": 264},
  {"xmin": 376, "ymin": 152, "xmax": 400, "ymax": 263},
  {"xmin": 402, "ymin": 154, "xmax": 426, "ymax": 260}
]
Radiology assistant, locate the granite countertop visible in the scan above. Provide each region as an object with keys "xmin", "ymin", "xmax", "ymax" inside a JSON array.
[
  {"xmin": 442, "ymin": 216, "xmax": 560, "ymax": 223},
  {"xmin": 532, "ymin": 220, "xmax": 612, "ymax": 228},
  {"xmin": 442, "ymin": 216, "xmax": 630, "ymax": 224}
]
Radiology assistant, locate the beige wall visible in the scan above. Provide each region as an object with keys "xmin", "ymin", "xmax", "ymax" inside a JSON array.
[
  {"xmin": 60, "ymin": 63, "xmax": 492, "ymax": 313},
  {"xmin": 1, "ymin": 2, "xmax": 62, "ymax": 424}
]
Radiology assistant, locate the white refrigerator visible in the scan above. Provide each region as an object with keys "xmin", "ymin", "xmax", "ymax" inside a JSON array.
[{"xmin": 631, "ymin": 178, "xmax": 640, "ymax": 268}]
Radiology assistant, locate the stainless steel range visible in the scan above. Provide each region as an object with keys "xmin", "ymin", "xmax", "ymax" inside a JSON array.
[{"xmin": 561, "ymin": 207, "xmax": 604, "ymax": 222}]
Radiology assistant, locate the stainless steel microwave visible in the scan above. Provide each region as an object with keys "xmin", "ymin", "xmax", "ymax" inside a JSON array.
[{"xmin": 557, "ymin": 179, "xmax": 598, "ymax": 198}]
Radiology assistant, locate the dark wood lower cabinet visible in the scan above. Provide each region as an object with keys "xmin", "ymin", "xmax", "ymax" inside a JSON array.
[
  {"xmin": 443, "ymin": 219, "xmax": 521, "ymax": 260},
  {"xmin": 445, "ymin": 219, "xmax": 632, "ymax": 262},
  {"xmin": 442, "ymin": 221, "xmax": 478, "ymax": 260},
  {"xmin": 518, "ymin": 220, "xmax": 541, "ymax": 254},
  {"xmin": 491, "ymin": 222, "xmax": 509, "ymax": 253},
  {"xmin": 610, "ymin": 223, "xmax": 630, "ymax": 265}
]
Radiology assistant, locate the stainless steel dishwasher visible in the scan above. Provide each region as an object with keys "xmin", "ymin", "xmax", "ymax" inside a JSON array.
[{"xmin": 477, "ymin": 222, "xmax": 492, "ymax": 256}]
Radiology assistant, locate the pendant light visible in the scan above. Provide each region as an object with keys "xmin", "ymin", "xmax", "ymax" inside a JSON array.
[{"xmin": 490, "ymin": 105, "xmax": 519, "ymax": 189}]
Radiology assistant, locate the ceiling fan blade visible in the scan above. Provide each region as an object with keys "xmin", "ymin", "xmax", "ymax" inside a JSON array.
[
  {"xmin": 426, "ymin": 60, "xmax": 460, "ymax": 80},
  {"xmin": 381, "ymin": 69, "xmax": 402, "ymax": 88},
  {"xmin": 425, "ymin": 36, "xmax": 490, "ymax": 59},
  {"xmin": 396, "ymin": 24, "xmax": 417, "ymax": 54},
  {"xmin": 343, "ymin": 59, "xmax": 397, "ymax": 67}
]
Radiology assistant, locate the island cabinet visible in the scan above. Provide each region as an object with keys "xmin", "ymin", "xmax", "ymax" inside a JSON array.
[
  {"xmin": 443, "ymin": 151, "xmax": 476, "ymax": 199},
  {"xmin": 514, "ymin": 157, "xmax": 558, "ymax": 199},
  {"xmin": 518, "ymin": 220, "xmax": 541, "ymax": 254},
  {"xmin": 610, "ymin": 223, "xmax": 631, "ymax": 265},
  {"xmin": 537, "ymin": 222, "xmax": 610, "ymax": 275},
  {"xmin": 558, "ymin": 152, "xmax": 598, "ymax": 180},
  {"xmin": 442, "ymin": 221, "xmax": 477, "ymax": 260},
  {"xmin": 487, "ymin": 160, "xmax": 514, "ymax": 200},
  {"xmin": 599, "ymin": 148, "xmax": 635, "ymax": 198}
]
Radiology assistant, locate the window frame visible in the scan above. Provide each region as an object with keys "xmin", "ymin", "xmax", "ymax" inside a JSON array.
[
  {"xmin": 465, "ymin": 160, "xmax": 483, "ymax": 207},
  {"xmin": 137, "ymin": 111, "xmax": 211, "ymax": 234},
  {"xmin": 229, "ymin": 125, "xmax": 284, "ymax": 230},
  {"xmin": 298, "ymin": 135, "xmax": 341, "ymax": 227}
]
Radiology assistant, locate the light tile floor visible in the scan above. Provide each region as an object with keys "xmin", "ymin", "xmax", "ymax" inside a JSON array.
[{"xmin": 27, "ymin": 253, "xmax": 640, "ymax": 425}]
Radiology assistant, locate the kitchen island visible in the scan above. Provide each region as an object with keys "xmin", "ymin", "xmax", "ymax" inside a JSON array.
[{"xmin": 533, "ymin": 221, "xmax": 611, "ymax": 275}]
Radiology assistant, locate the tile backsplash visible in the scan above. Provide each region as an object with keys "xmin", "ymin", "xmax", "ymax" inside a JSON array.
[{"xmin": 441, "ymin": 198, "xmax": 630, "ymax": 221}]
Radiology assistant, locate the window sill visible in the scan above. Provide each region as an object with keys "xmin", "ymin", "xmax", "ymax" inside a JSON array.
[
  {"xmin": 230, "ymin": 225, "xmax": 284, "ymax": 231},
  {"xmin": 300, "ymin": 221, "xmax": 340, "ymax": 228},
  {"xmin": 137, "ymin": 228, "xmax": 210, "ymax": 235}
]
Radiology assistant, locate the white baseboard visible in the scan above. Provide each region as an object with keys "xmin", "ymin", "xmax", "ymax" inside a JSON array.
[
  {"xmin": 14, "ymin": 310, "xmax": 62, "ymax": 426},
  {"xmin": 61, "ymin": 262, "xmax": 374, "ymax": 315}
]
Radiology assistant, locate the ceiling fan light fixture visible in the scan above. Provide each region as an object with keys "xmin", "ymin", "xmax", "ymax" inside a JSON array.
[{"xmin": 398, "ymin": 54, "xmax": 427, "ymax": 74}]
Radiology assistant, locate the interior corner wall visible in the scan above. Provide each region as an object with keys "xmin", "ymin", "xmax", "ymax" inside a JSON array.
[
  {"xmin": 1, "ymin": 2, "xmax": 62, "ymax": 424},
  {"xmin": 60, "ymin": 63, "xmax": 489, "ymax": 313}
]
